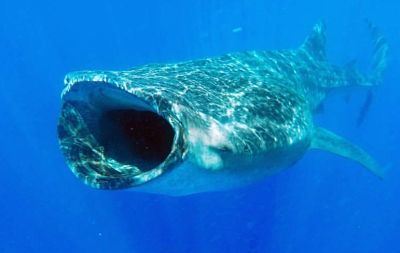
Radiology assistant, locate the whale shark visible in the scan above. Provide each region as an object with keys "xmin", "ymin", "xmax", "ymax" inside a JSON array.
[{"xmin": 57, "ymin": 22, "xmax": 388, "ymax": 196}]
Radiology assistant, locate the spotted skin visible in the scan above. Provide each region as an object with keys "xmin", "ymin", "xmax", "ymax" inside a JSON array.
[{"xmin": 57, "ymin": 22, "xmax": 387, "ymax": 192}]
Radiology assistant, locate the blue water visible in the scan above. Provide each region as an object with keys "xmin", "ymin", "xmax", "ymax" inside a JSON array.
[{"xmin": 1, "ymin": 0, "xmax": 399, "ymax": 252}]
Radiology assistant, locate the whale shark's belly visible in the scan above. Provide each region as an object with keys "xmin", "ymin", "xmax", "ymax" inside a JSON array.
[{"xmin": 133, "ymin": 140, "xmax": 310, "ymax": 196}]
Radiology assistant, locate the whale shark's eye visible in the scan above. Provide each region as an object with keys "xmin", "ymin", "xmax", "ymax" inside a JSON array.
[{"xmin": 98, "ymin": 109, "xmax": 174, "ymax": 171}]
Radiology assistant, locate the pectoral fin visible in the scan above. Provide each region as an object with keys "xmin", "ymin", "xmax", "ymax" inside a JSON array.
[{"xmin": 310, "ymin": 127, "xmax": 384, "ymax": 178}]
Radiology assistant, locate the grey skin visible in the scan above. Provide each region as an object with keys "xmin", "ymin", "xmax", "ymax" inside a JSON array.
[{"xmin": 57, "ymin": 22, "xmax": 388, "ymax": 196}]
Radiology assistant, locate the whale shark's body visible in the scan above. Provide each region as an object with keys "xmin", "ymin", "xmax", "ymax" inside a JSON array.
[{"xmin": 57, "ymin": 22, "xmax": 388, "ymax": 195}]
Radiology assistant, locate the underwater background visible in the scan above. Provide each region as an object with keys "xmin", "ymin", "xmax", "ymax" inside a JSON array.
[{"xmin": 1, "ymin": 0, "xmax": 399, "ymax": 252}]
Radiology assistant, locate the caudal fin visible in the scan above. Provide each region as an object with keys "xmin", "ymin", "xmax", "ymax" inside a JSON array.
[
  {"xmin": 366, "ymin": 20, "xmax": 389, "ymax": 85},
  {"xmin": 345, "ymin": 21, "xmax": 389, "ymax": 87},
  {"xmin": 302, "ymin": 21, "xmax": 388, "ymax": 87}
]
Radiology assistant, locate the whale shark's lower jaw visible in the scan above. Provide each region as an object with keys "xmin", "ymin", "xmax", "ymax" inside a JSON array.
[{"xmin": 57, "ymin": 79, "xmax": 186, "ymax": 189}]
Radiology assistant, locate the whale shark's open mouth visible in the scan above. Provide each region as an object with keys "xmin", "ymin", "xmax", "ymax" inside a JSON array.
[
  {"xmin": 98, "ymin": 109, "xmax": 174, "ymax": 171},
  {"xmin": 57, "ymin": 80, "xmax": 185, "ymax": 189}
]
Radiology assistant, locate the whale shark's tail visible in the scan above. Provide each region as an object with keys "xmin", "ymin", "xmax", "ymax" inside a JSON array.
[
  {"xmin": 301, "ymin": 21, "xmax": 388, "ymax": 87},
  {"xmin": 345, "ymin": 20, "xmax": 389, "ymax": 87},
  {"xmin": 365, "ymin": 20, "xmax": 389, "ymax": 85},
  {"xmin": 351, "ymin": 22, "xmax": 389, "ymax": 127},
  {"xmin": 301, "ymin": 22, "xmax": 388, "ymax": 178}
]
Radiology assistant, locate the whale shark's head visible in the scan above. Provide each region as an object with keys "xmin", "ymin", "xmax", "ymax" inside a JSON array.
[
  {"xmin": 57, "ymin": 71, "xmax": 270, "ymax": 195},
  {"xmin": 57, "ymin": 71, "xmax": 188, "ymax": 190},
  {"xmin": 57, "ymin": 66, "xmax": 312, "ymax": 195}
]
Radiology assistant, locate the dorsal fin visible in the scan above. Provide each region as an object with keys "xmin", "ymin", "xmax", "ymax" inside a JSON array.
[{"xmin": 301, "ymin": 21, "xmax": 327, "ymax": 61}]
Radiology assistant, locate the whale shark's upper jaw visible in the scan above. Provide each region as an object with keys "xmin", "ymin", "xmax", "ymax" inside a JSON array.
[{"xmin": 57, "ymin": 72, "xmax": 187, "ymax": 189}]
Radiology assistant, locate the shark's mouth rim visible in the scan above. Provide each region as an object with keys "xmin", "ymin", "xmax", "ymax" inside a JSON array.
[{"xmin": 58, "ymin": 75, "xmax": 186, "ymax": 190}]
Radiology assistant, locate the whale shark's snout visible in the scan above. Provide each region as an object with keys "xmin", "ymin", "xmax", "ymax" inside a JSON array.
[{"xmin": 57, "ymin": 76, "xmax": 186, "ymax": 189}]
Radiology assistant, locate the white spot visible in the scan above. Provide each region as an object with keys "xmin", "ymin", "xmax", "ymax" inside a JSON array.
[
  {"xmin": 172, "ymin": 103, "xmax": 182, "ymax": 114},
  {"xmin": 209, "ymin": 121, "xmax": 230, "ymax": 147},
  {"xmin": 92, "ymin": 75, "xmax": 106, "ymax": 82},
  {"xmin": 187, "ymin": 118, "xmax": 231, "ymax": 170},
  {"xmin": 198, "ymin": 148, "xmax": 223, "ymax": 170},
  {"xmin": 226, "ymin": 108, "xmax": 234, "ymax": 117}
]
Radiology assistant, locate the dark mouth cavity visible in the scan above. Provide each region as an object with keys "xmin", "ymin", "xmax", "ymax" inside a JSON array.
[{"xmin": 98, "ymin": 109, "xmax": 174, "ymax": 171}]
